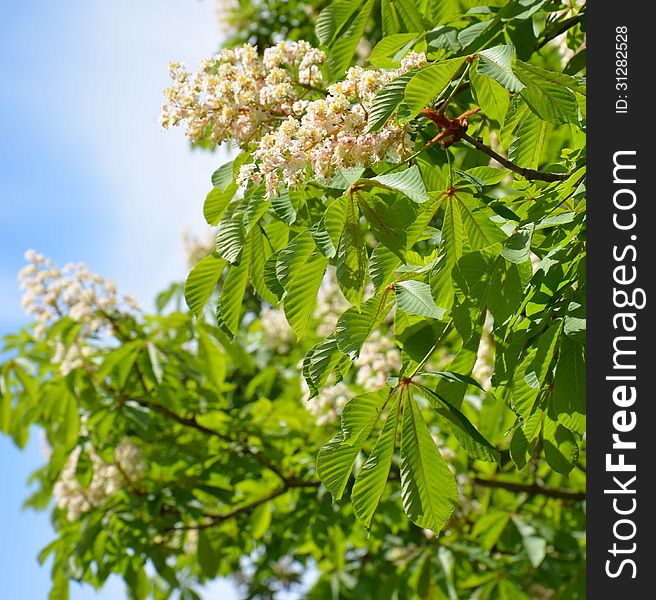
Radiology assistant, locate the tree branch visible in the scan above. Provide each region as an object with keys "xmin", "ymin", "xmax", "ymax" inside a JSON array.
[
  {"xmin": 472, "ymin": 476, "xmax": 585, "ymax": 501},
  {"xmin": 536, "ymin": 10, "xmax": 586, "ymax": 51},
  {"xmin": 460, "ymin": 132, "xmax": 572, "ymax": 182},
  {"xmin": 170, "ymin": 479, "xmax": 321, "ymax": 531}
]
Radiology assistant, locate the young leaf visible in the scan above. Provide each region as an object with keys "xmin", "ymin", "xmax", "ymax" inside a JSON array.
[{"xmin": 470, "ymin": 67, "xmax": 510, "ymax": 123}]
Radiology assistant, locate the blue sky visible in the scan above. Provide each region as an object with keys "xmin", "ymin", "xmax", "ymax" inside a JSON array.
[{"xmin": 0, "ymin": 1, "xmax": 235, "ymax": 597}]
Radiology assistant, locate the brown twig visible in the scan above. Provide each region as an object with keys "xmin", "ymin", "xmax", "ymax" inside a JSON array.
[
  {"xmin": 460, "ymin": 132, "xmax": 573, "ymax": 182},
  {"xmin": 472, "ymin": 476, "xmax": 585, "ymax": 501}
]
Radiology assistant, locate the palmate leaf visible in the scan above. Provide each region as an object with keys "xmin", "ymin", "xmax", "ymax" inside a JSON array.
[
  {"xmin": 394, "ymin": 280, "xmax": 446, "ymax": 320},
  {"xmin": 404, "ymin": 57, "xmax": 466, "ymax": 116},
  {"xmin": 317, "ymin": 389, "xmax": 391, "ymax": 500},
  {"xmin": 249, "ymin": 225, "xmax": 279, "ymax": 306},
  {"xmin": 417, "ymin": 384, "xmax": 499, "ymax": 463},
  {"xmin": 215, "ymin": 207, "xmax": 245, "ymax": 265},
  {"xmin": 476, "ymin": 45, "xmax": 524, "ymax": 93},
  {"xmin": 370, "ymin": 166, "xmax": 429, "ymax": 203},
  {"xmin": 352, "ymin": 392, "xmax": 401, "ymax": 527},
  {"xmin": 400, "ymin": 391, "xmax": 458, "ymax": 532},
  {"xmin": 366, "ymin": 72, "xmax": 415, "ymax": 132},
  {"xmin": 184, "ymin": 254, "xmax": 226, "ymax": 318}
]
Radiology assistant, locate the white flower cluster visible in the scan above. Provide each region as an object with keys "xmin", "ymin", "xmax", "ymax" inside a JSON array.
[
  {"xmin": 303, "ymin": 380, "xmax": 354, "ymax": 425},
  {"xmin": 353, "ymin": 329, "xmax": 402, "ymax": 390},
  {"xmin": 18, "ymin": 250, "xmax": 139, "ymax": 339},
  {"xmin": 260, "ymin": 305, "xmax": 296, "ymax": 353},
  {"xmin": 162, "ymin": 41, "xmax": 427, "ymax": 195},
  {"xmin": 242, "ymin": 54, "xmax": 427, "ymax": 194},
  {"xmin": 472, "ymin": 313, "xmax": 494, "ymax": 391},
  {"xmin": 53, "ymin": 439, "xmax": 145, "ymax": 521},
  {"xmin": 161, "ymin": 42, "xmax": 325, "ymax": 148}
]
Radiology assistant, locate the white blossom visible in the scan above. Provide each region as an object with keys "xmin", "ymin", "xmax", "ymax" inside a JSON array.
[{"xmin": 54, "ymin": 439, "xmax": 145, "ymax": 521}]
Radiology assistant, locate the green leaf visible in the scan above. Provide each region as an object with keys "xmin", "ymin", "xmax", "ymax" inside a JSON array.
[
  {"xmin": 276, "ymin": 231, "xmax": 316, "ymax": 289},
  {"xmin": 476, "ymin": 45, "xmax": 524, "ymax": 92},
  {"xmin": 271, "ymin": 187, "xmax": 297, "ymax": 225},
  {"xmin": 215, "ymin": 210, "xmax": 245, "ymax": 265},
  {"xmin": 197, "ymin": 530, "xmax": 221, "ymax": 578},
  {"xmin": 336, "ymin": 290, "xmax": 395, "ymax": 359},
  {"xmin": 369, "ymin": 33, "xmax": 420, "ymax": 69},
  {"xmin": 283, "ymin": 251, "xmax": 328, "ymax": 338},
  {"xmin": 404, "ymin": 57, "xmax": 466, "ymax": 116},
  {"xmin": 366, "ymin": 72, "xmax": 415, "ymax": 132},
  {"xmin": 418, "ymin": 384, "xmax": 499, "ymax": 462},
  {"xmin": 394, "ymin": 280, "xmax": 445, "ymax": 320},
  {"xmin": 472, "ymin": 511, "xmax": 511, "ymax": 551},
  {"xmin": 552, "ymin": 337, "xmax": 585, "ymax": 434},
  {"xmin": 249, "ymin": 225, "xmax": 279, "ymax": 305},
  {"xmin": 317, "ymin": 390, "xmax": 390, "ymax": 500},
  {"xmin": 369, "ymin": 244, "xmax": 400, "ymax": 292},
  {"xmin": 352, "ymin": 392, "xmax": 401, "ymax": 527},
  {"xmin": 217, "ymin": 239, "xmax": 251, "ymax": 337},
  {"xmin": 326, "ymin": 0, "xmax": 374, "ymax": 77},
  {"xmin": 197, "ymin": 328, "xmax": 227, "ymax": 389},
  {"xmin": 316, "ymin": 1, "xmax": 360, "ymax": 45},
  {"xmin": 184, "ymin": 255, "xmax": 226, "ymax": 318},
  {"xmin": 370, "ymin": 166, "xmax": 429, "ymax": 203},
  {"xmin": 211, "ymin": 160, "xmax": 234, "ymax": 190},
  {"xmin": 509, "ymin": 110, "xmax": 547, "ymax": 169},
  {"xmin": 125, "ymin": 560, "xmax": 149, "ymax": 600},
  {"xmin": 357, "ymin": 193, "xmax": 417, "ymax": 258},
  {"xmin": 543, "ymin": 416, "xmax": 579, "ymax": 474},
  {"xmin": 511, "ymin": 323, "xmax": 561, "ymax": 419},
  {"xmin": 470, "ymin": 67, "xmax": 510, "ymax": 123},
  {"xmin": 511, "ymin": 515, "xmax": 547, "ymax": 568},
  {"xmin": 304, "ymin": 336, "xmax": 350, "ymax": 394},
  {"xmin": 336, "ymin": 195, "xmax": 368, "ymax": 307},
  {"xmin": 97, "ymin": 340, "xmax": 144, "ymax": 390},
  {"xmin": 515, "ymin": 62, "xmax": 579, "ymax": 124},
  {"xmin": 399, "ymin": 392, "xmax": 458, "ymax": 532},
  {"xmin": 510, "ymin": 411, "xmax": 542, "ymax": 470},
  {"xmin": 204, "ymin": 185, "xmax": 236, "ymax": 226},
  {"xmin": 250, "ymin": 502, "xmax": 272, "ymax": 540}
]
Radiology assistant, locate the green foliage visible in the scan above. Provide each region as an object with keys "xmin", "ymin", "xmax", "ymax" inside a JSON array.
[{"xmin": 3, "ymin": 1, "xmax": 587, "ymax": 598}]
